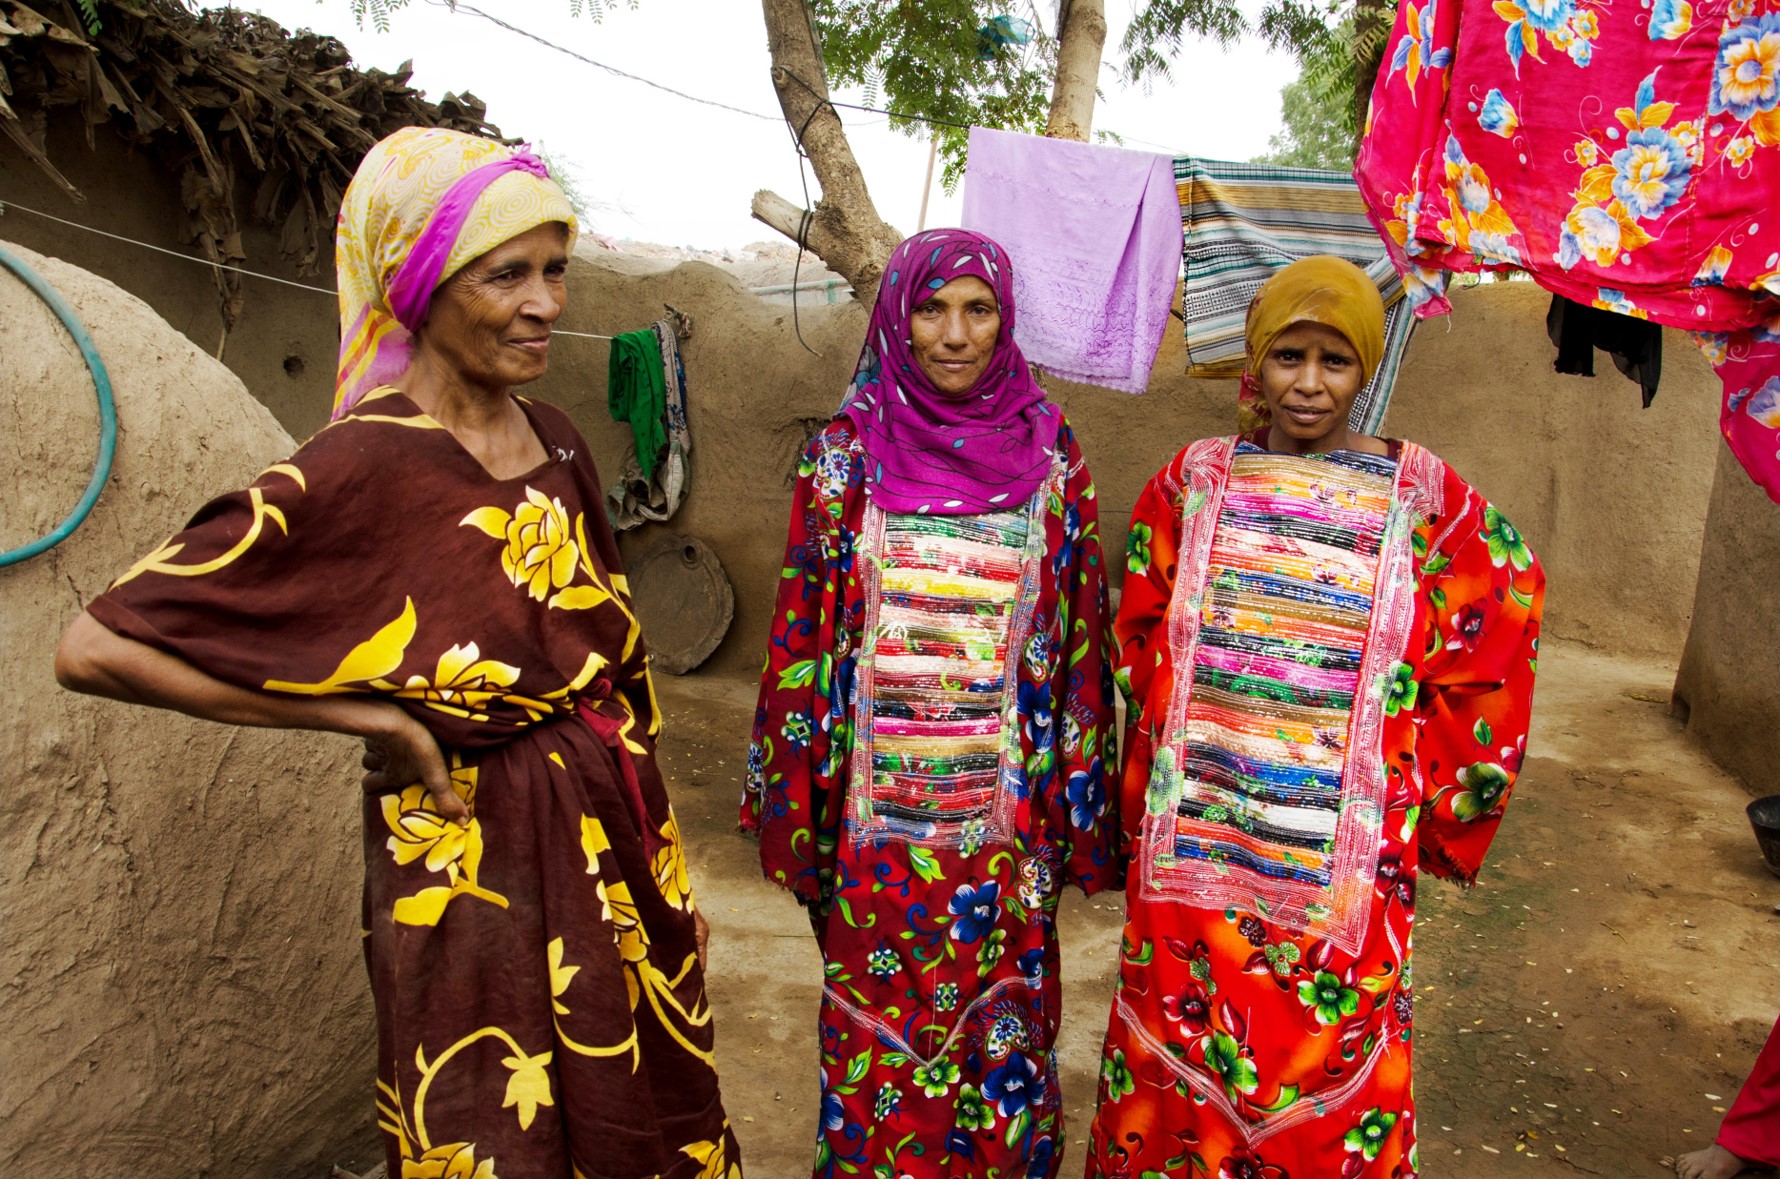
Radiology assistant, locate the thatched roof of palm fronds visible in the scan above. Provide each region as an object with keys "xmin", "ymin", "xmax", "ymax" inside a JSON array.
[{"xmin": 0, "ymin": 0, "xmax": 504, "ymax": 323}]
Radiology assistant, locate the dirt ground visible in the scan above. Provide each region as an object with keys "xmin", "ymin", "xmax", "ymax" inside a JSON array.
[{"xmin": 649, "ymin": 638, "xmax": 1780, "ymax": 1179}]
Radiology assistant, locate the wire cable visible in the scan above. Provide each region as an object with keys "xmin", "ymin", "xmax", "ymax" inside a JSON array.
[{"xmin": 0, "ymin": 197, "xmax": 615, "ymax": 339}]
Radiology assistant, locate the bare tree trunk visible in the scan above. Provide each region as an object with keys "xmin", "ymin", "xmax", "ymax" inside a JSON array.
[
  {"xmin": 755, "ymin": 0, "xmax": 905, "ymax": 301},
  {"xmin": 1045, "ymin": 0, "xmax": 1105, "ymax": 141}
]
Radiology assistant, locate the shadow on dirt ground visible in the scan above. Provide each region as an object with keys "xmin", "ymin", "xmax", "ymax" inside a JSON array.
[{"xmin": 656, "ymin": 639, "xmax": 1779, "ymax": 1178}]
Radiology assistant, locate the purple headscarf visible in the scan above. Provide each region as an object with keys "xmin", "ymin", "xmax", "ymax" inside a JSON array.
[{"xmin": 838, "ymin": 228, "xmax": 1057, "ymax": 515}]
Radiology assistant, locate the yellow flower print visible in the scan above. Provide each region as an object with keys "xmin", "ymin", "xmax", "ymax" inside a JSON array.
[
  {"xmin": 113, "ymin": 465, "xmax": 305, "ymax": 587},
  {"xmin": 1673, "ymin": 120, "xmax": 1702, "ymax": 158},
  {"xmin": 681, "ymin": 1133, "xmax": 741, "ymax": 1179},
  {"xmin": 598, "ymin": 879, "xmax": 650, "ymax": 963},
  {"xmin": 386, "ymin": 790, "xmax": 470, "ymax": 873},
  {"xmin": 1696, "ymin": 244, "xmax": 1735, "ymax": 285},
  {"xmin": 380, "ymin": 768, "xmax": 510, "ymax": 927},
  {"xmin": 581, "ymin": 814, "xmax": 611, "ymax": 874},
  {"xmin": 266, "ymin": 598, "xmax": 418, "ymax": 696},
  {"xmin": 402, "ymin": 1142, "xmax": 497, "ymax": 1179},
  {"xmin": 653, "ymin": 811, "xmax": 694, "ymax": 911},
  {"xmin": 548, "ymin": 937, "xmax": 580, "ymax": 1016},
  {"xmin": 1560, "ymin": 200, "xmax": 1652, "ymax": 266},
  {"xmin": 1727, "ymin": 135, "xmax": 1757, "ymax": 166},
  {"xmin": 399, "ymin": 642, "xmax": 522, "ymax": 717},
  {"xmin": 462, "ymin": 488, "xmax": 582, "ymax": 601},
  {"xmin": 1574, "ymin": 137, "xmax": 1599, "ymax": 166},
  {"xmin": 549, "ymin": 927, "xmax": 643, "ymax": 1064},
  {"xmin": 500, "ymin": 1048, "xmax": 556, "ymax": 1131}
]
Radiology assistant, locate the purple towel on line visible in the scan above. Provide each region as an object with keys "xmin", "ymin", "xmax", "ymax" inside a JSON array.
[{"xmin": 960, "ymin": 126, "xmax": 1182, "ymax": 395}]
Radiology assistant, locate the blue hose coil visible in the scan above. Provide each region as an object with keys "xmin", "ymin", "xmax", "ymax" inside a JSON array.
[{"xmin": 0, "ymin": 245, "xmax": 117, "ymax": 567}]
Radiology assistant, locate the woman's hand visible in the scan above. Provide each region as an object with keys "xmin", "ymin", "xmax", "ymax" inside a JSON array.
[
  {"xmin": 360, "ymin": 713, "xmax": 469, "ymax": 825},
  {"xmin": 693, "ymin": 908, "xmax": 710, "ymax": 972}
]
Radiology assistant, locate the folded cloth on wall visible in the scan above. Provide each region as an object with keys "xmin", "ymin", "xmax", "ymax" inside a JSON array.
[
  {"xmin": 1176, "ymin": 157, "xmax": 1419, "ymax": 435},
  {"xmin": 961, "ymin": 126, "xmax": 1181, "ymax": 395},
  {"xmin": 1354, "ymin": 0, "xmax": 1780, "ymax": 499},
  {"xmin": 608, "ymin": 327, "xmax": 667, "ymax": 483},
  {"xmin": 608, "ymin": 319, "xmax": 691, "ymax": 532},
  {"xmin": 1546, "ymin": 295, "xmax": 1663, "ymax": 407}
]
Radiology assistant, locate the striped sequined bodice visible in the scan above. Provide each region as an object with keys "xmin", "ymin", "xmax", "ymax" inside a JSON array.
[
  {"xmin": 1174, "ymin": 444, "xmax": 1399, "ymax": 887},
  {"xmin": 852, "ymin": 508, "xmax": 1034, "ymax": 844}
]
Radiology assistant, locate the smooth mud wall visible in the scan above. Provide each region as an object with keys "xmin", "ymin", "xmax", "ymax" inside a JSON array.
[
  {"xmin": 2, "ymin": 242, "xmax": 377, "ymax": 1176},
  {"xmin": 1674, "ymin": 445, "xmax": 1780, "ymax": 796}
]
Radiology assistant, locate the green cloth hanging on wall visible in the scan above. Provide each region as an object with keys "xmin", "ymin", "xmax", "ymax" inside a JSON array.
[{"xmin": 607, "ymin": 328, "xmax": 667, "ymax": 482}]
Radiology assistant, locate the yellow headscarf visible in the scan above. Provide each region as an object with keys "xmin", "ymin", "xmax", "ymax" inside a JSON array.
[
  {"xmin": 333, "ymin": 127, "xmax": 578, "ymax": 419},
  {"xmin": 1237, "ymin": 256, "xmax": 1385, "ymax": 434}
]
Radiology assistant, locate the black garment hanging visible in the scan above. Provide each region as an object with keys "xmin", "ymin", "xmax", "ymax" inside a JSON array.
[{"xmin": 1546, "ymin": 294, "xmax": 1663, "ymax": 407}]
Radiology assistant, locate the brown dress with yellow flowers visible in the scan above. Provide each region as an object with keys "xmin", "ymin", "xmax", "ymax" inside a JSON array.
[{"xmin": 87, "ymin": 388, "xmax": 741, "ymax": 1179}]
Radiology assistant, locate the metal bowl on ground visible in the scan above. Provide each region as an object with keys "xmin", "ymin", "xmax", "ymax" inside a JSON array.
[{"xmin": 1749, "ymin": 794, "xmax": 1780, "ymax": 879}]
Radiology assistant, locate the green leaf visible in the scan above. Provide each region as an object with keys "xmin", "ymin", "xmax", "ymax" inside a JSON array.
[
  {"xmin": 907, "ymin": 846, "xmax": 945, "ymax": 883},
  {"xmin": 1003, "ymin": 1107, "xmax": 1031, "ymax": 1150},
  {"xmin": 779, "ymin": 659, "xmax": 817, "ymax": 690},
  {"xmin": 844, "ymin": 1049, "xmax": 872, "ymax": 1085},
  {"xmin": 1257, "ymin": 1083, "xmax": 1301, "ymax": 1112},
  {"xmin": 1473, "ymin": 718, "xmax": 1493, "ymax": 745}
]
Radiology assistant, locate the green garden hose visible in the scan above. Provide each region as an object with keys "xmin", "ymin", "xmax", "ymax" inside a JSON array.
[{"xmin": 0, "ymin": 245, "xmax": 117, "ymax": 567}]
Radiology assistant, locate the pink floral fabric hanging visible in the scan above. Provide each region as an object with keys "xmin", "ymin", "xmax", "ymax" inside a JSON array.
[{"xmin": 1356, "ymin": 0, "xmax": 1780, "ymax": 501}]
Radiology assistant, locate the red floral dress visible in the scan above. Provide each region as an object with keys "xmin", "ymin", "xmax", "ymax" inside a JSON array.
[
  {"xmin": 743, "ymin": 417, "xmax": 1120, "ymax": 1179},
  {"xmin": 1084, "ymin": 438, "xmax": 1544, "ymax": 1179}
]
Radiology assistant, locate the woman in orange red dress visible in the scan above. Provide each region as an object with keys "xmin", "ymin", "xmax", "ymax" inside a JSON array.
[{"xmin": 1084, "ymin": 256, "xmax": 1545, "ymax": 1179}]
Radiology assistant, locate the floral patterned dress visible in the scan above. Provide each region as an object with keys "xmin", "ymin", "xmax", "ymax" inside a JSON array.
[
  {"xmin": 1084, "ymin": 438, "xmax": 1544, "ymax": 1179},
  {"xmin": 1355, "ymin": 0, "xmax": 1780, "ymax": 501},
  {"xmin": 743, "ymin": 417, "xmax": 1120, "ymax": 1179},
  {"xmin": 88, "ymin": 388, "xmax": 740, "ymax": 1179}
]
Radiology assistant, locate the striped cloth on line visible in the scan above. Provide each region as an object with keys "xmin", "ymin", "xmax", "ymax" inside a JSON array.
[{"xmin": 1176, "ymin": 157, "xmax": 1418, "ymax": 434}]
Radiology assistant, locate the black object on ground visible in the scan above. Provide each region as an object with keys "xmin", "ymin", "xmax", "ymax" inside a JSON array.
[{"xmin": 1749, "ymin": 794, "xmax": 1780, "ymax": 879}]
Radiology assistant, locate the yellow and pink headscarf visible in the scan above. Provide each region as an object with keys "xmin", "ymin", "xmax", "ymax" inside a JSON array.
[{"xmin": 333, "ymin": 127, "xmax": 578, "ymax": 419}]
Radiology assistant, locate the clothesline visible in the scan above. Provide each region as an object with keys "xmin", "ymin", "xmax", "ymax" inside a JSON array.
[{"xmin": 0, "ymin": 197, "xmax": 615, "ymax": 340}]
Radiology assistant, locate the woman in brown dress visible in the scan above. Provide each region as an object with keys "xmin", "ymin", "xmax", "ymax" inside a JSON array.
[{"xmin": 54, "ymin": 127, "xmax": 741, "ymax": 1179}]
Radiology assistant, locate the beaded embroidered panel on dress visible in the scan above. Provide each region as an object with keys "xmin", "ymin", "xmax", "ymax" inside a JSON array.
[
  {"xmin": 848, "ymin": 462, "xmax": 1057, "ymax": 847},
  {"xmin": 1141, "ymin": 439, "xmax": 1438, "ymax": 955}
]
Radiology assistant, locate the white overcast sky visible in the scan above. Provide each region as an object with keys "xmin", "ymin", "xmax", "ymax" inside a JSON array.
[{"xmin": 245, "ymin": 0, "xmax": 1298, "ymax": 250}]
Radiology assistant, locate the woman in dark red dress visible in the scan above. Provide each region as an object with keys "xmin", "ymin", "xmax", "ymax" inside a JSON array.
[{"xmin": 55, "ymin": 127, "xmax": 741, "ymax": 1179}]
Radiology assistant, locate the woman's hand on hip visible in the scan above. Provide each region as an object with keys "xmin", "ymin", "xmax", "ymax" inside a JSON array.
[{"xmin": 360, "ymin": 712, "xmax": 469, "ymax": 825}]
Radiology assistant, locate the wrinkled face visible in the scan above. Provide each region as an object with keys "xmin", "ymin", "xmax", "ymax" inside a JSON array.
[
  {"xmin": 416, "ymin": 221, "xmax": 570, "ymax": 391},
  {"xmin": 910, "ymin": 275, "xmax": 1001, "ymax": 398},
  {"xmin": 1257, "ymin": 320, "xmax": 1365, "ymax": 450}
]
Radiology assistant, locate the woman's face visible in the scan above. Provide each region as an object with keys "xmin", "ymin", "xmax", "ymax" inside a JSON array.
[
  {"xmin": 1257, "ymin": 321, "xmax": 1365, "ymax": 450},
  {"xmin": 910, "ymin": 275, "xmax": 1001, "ymax": 398},
  {"xmin": 417, "ymin": 221, "xmax": 570, "ymax": 391}
]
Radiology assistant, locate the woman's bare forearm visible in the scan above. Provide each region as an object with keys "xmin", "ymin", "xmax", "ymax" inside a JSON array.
[{"xmin": 55, "ymin": 611, "xmax": 402, "ymax": 740}]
